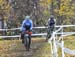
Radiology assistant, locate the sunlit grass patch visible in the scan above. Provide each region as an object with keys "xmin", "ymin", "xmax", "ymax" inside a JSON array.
[
  {"xmin": 58, "ymin": 36, "xmax": 75, "ymax": 57},
  {"xmin": 32, "ymin": 36, "xmax": 75, "ymax": 57},
  {"xmin": 63, "ymin": 35, "xmax": 75, "ymax": 40},
  {"xmin": 0, "ymin": 40, "xmax": 21, "ymax": 57},
  {"xmin": 33, "ymin": 42, "xmax": 51, "ymax": 57},
  {"xmin": 32, "ymin": 37, "xmax": 46, "ymax": 42}
]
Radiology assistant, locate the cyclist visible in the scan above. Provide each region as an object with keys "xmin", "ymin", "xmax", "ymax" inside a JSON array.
[
  {"xmin": 20, "ymin": 15, "xmax": 33, "ymax": 49},
  {"xmin": 46, "ymin": 15, "xmax": 55, "ymax": 41}
]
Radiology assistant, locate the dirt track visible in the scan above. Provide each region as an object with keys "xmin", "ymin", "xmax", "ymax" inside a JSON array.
[{"xmin": 0, "ymin": 38, "xmax": 46, "ymax": 57}]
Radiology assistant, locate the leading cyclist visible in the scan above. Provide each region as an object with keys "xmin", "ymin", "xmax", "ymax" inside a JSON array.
[{"xmin": 20, "ymin": 15, "xmax": 33, "ymax": 49}]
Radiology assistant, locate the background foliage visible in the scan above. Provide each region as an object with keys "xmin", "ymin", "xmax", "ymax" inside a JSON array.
[{"xmin": 0, "ymin": 0, "xmax": 75, "ymax": 33}]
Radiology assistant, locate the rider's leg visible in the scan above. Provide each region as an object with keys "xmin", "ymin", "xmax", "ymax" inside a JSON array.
[
  {"xmin": 21, "ymin": 32, "xmax": 24, "ymax": 43},
  {"xmin": 46, "ymin": 27, "xmax": 50, "ymax": 41},
  {"xmin": 51, "ymin": 26, "xmax": 54, "ymax": 34},
  {"xmin": 28, "ymin": 35, "xmax": 31, "ymax": 48}
]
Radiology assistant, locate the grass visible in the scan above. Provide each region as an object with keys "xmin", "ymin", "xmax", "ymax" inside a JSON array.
[
  {"xmin": 33, "ymin": 43, "xmax": 51, "ymax": 57},
  {"xmin": 0, "ymin": 40, "xmax": 20, "ymax": 57},
  {"xmin": 0, "ymin": 36, "xmax": 75, "ymax": 57},
  {"xmin": 64, "ymin": 36, "xmax": 75, "ymax": 57},
  {"xmin": 32, "ymin": 36, "xmax": 75, "ymax": 57}
]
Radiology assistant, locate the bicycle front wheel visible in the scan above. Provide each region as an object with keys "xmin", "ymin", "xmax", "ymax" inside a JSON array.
[{"xmin": 24, "ymin": 34, "xmax": 30, "ymax": 51}]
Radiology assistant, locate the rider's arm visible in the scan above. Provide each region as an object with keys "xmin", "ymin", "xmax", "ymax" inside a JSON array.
[
  {"xmin": 48, "ymin": 18, "xmax": 50, "ymax": 27},
  {"xmin": 30, "ymin": 20, "xmax": 33, "ymax": 31},
  {"xmin": 20, "ymin": 20, "xmax": 26, "ymax": 31}
]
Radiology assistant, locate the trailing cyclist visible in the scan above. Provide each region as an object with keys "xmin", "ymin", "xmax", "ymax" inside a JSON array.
[
  {"xmin": 20, "ymin": 15, "xmax": 33, "ymax": 50},
  {"xmin": 46, "ymin": 15, "xmax": 55, "ymax": 41}
]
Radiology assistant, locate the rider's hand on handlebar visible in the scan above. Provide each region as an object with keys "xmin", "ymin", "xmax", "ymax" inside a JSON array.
[{"xmin": 25, "ymin": 31, "xmax": 32, "ymax": 35}]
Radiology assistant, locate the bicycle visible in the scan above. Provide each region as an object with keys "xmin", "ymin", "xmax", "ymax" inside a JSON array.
[{"xmin": 24, "ymin": 31, "xmax": 32, "ymax": 51}]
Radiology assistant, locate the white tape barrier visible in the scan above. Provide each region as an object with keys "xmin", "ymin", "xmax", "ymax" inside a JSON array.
[
  {"xmin": 0, "ymin": 35, "xmax": 20, "ymax": 38},
  {"xmin": 0, "ymin": 32, "xmax": 75, "ymax": 38},
  {"xmin": 48, "ymin": 27, "xmax": 62, "ymax": 41},
  {"xmin": 0, "ymin": 33, "xmax": 47, "ymax": 38},
  {"xmin": 48, "ymin": 26, "xmax": 75, "ymax": 56},
  {"xmin": 57, "ymin": 42, "xmax": 75, "ymax": 55},
  {"xmin": 64, "ymin": 48, "xmax": 75, "ymax": 55},
  {"xmin": 0, "ymin": 28, "xmax": 20, "ymax": 31},
  {"xmin": 56, "ymin": 25, "xmax": 75, "ymax": 27},
  {"xmin": 49, "ymin": 31, "xmax": 75, "ymax": 42},
  {"xmin": 57, "ymin": 32, "xmax": 75, "ymax": 55},
  {"xmin": 0, "ymin": 25, "xmax": 75, "ymax": 31},
  {"xmin": 49, "ymin": 39, "xmax": 75, "ymax": 55},
  {"xmin": 48, "ymin": 27, "xmax": 62, "ymax": 57},
  {"xmin": 58, "ymin": 32, "xmax": 75, "ymax": 42},
  {"xmin": 0, "ymin": 26, "xmax": 48, "ymax": 31}
]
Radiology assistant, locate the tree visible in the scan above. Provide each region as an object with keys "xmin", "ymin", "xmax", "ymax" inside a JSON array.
[
  {"xmin": 0, "ymin": 0, "xmax": 10, "ymax": 29},
  {"xmin": 54, "ymin": 0, "xmax": 75, "ymax": 25}
]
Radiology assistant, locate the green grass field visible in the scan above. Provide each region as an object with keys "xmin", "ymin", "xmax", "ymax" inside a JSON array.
[{"xmin": 0, "ymin": 36, "xmax": 75, "ymax": 57}]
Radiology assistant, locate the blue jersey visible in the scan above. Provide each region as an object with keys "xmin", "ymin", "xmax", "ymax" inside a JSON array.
[{"xmin": 20, "ymin": 19, "xmax": 33, "ymax": 31}]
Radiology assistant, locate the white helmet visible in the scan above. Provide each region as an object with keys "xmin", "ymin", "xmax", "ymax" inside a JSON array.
[{"xmin": 25, "ymin": 15, "xmax": 30, "ymax": 19}]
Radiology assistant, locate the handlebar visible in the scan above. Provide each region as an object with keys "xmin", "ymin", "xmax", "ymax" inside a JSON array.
[{"xmin": 25, "ymin": 31, "xmax": 32, "ymax": 35}]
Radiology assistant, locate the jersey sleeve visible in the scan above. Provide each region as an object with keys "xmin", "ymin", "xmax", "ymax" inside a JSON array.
[
  {"xmin": 30, "ymin": 20, "xmax": 33, "ymax": 30},
  {"xmin": 48, "ymin": 18, "xmax": 50, "ymax": 26},
  {"xmin": 20, "ymin": 20, "xmax": 26, "ymax": 31}
]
